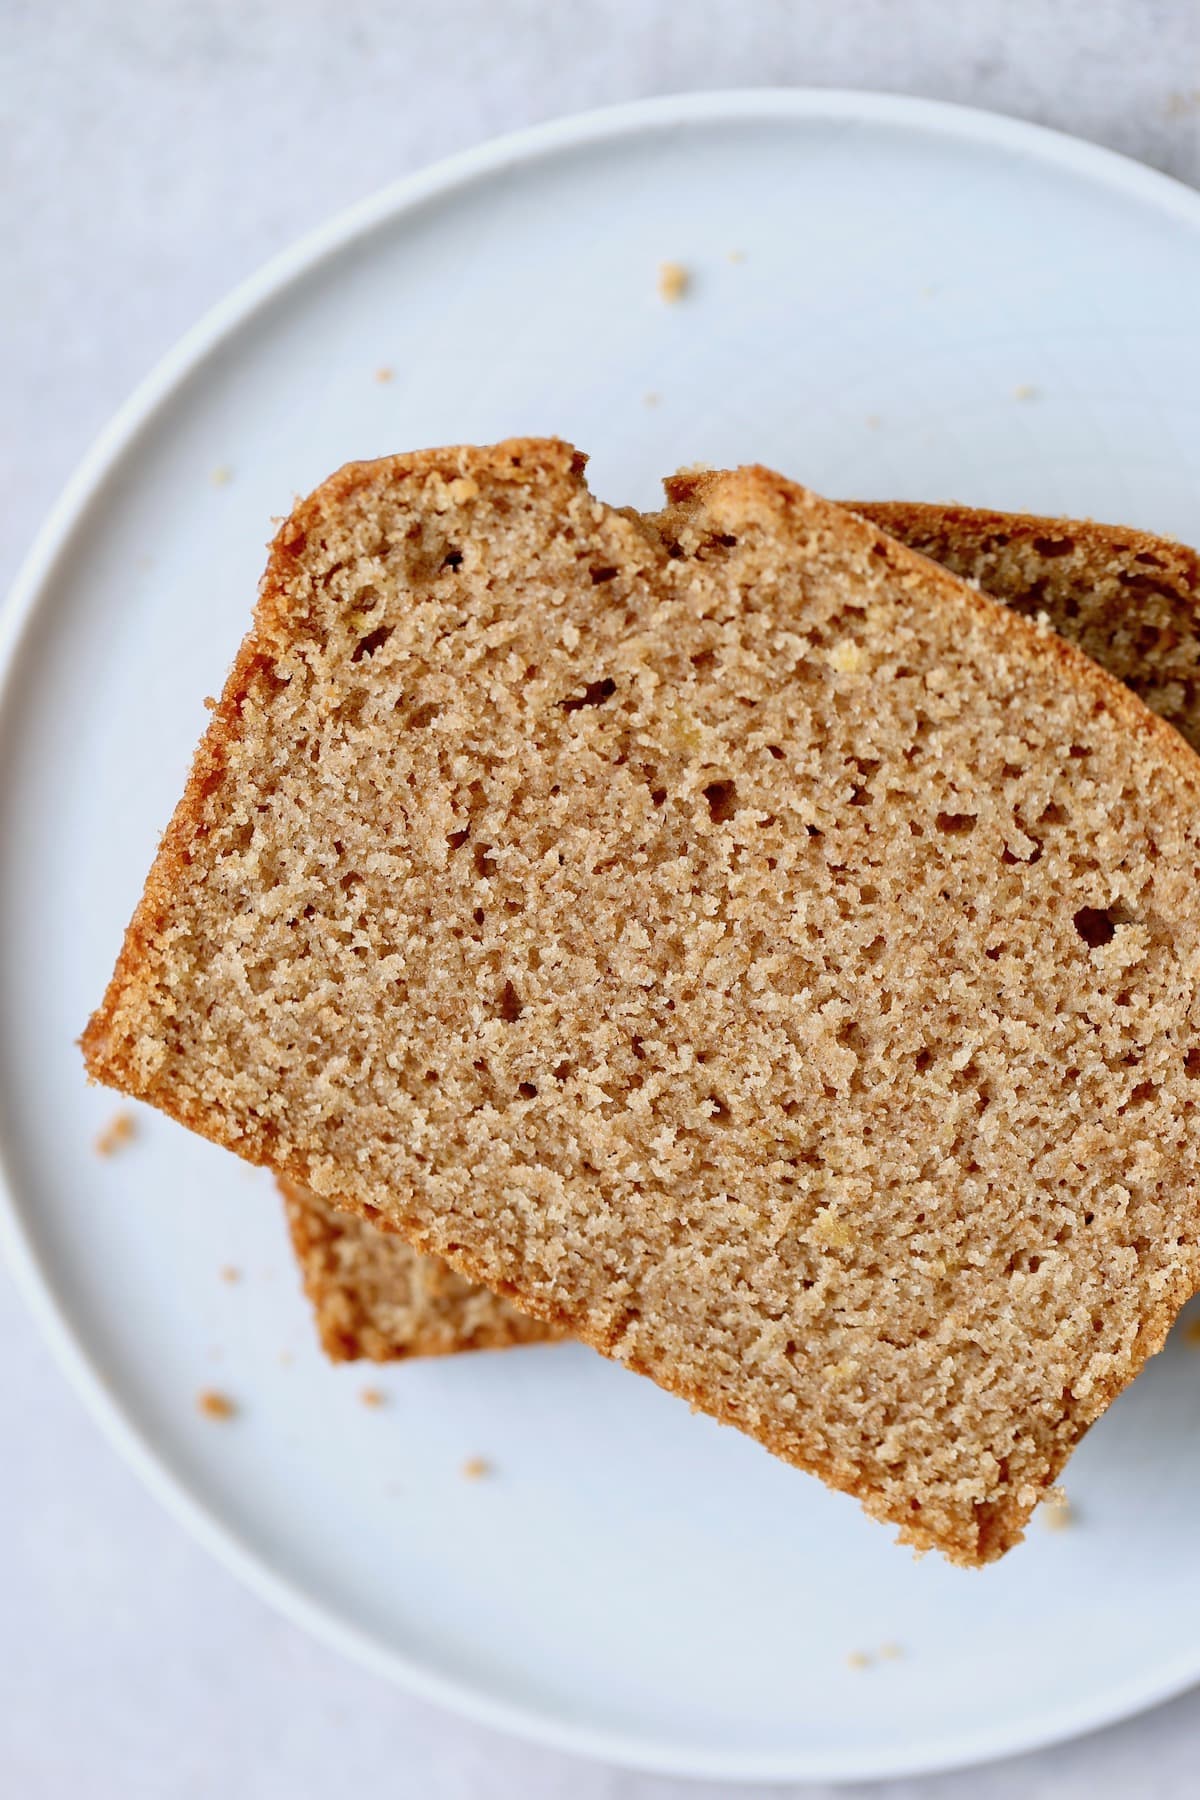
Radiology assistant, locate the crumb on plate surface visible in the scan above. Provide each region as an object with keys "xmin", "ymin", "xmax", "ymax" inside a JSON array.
[
  {"xmin": 657, "ymin": 260, "xmax": 689, "ymax": 302},
  {"xmin": 94, "ymin": 1110, "xmax": 136, "ymax": 1156},
  {"xmin": 196, "ymin": 1388, "xmax": 237, "ymax": 1421}
]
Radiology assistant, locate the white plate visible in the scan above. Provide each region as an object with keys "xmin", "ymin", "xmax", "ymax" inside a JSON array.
[{"xmin": 4, "ymin": 90, "xmax": 1200, "ymax": 1786}]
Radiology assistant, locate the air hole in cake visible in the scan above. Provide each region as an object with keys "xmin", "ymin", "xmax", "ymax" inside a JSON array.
[
  {"xmin": 352, "ymin": 625, "xmax": 392, "ymax": 662},
  {"xmin": 703, "ymin": 780, "xmax": 737, "ymax": 823},
  {"xmin": 561, "ymin": 677, "xmax": 616, "ymax": 712},
  {"xmin": 1073, "ymin": 906, "xmax": 1119, "ymax": 948}
]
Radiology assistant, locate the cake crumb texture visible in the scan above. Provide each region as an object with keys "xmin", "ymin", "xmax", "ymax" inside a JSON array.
[{"xmin": 83, "ymin": 439, "xmax": 1200, "ymax": 1564}]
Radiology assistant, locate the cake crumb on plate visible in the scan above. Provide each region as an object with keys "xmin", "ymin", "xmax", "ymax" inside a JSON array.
[
  {"xmin": 461, "ymin": 1456, "xmax": 491, "ymax": 1481},
  {"xmin": 657, "ymin": 260, "xmax": 689, "ymax": 302},
  {"xmin": 359, "ymin": 1386, "xmax": 387, "ymax": 1408},
  {"xmin": 94, "ymin": 1111, "xmax": 136, "ymax": 1157},
  {"xmin": 1041, "ymin": 1490, "xmax": 1074, "ymax": 1531},
  {"xmin": 196, "ymin": 1389, "xmax": 237, "ymax": 1421}
]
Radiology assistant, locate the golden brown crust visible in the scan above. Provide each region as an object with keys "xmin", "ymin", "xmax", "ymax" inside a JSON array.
[{"xmin": 83, "ymin": 442, "xmax": 1200, "ymax": 1564}]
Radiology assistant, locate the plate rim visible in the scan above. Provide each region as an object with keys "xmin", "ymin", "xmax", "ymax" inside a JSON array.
[{"xmin": 4, "ymin": 85, "xmax": 1200, "ymax": 1784}]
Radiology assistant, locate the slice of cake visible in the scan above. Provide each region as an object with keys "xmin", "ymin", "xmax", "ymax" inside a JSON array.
[
  {"xmin": 282, "ymin": 504, "xmax": 1200, "ymax": 1366},
  {"xmin": 84, "ymin": 440, "xmax": 1200, "ymax": 1563}
]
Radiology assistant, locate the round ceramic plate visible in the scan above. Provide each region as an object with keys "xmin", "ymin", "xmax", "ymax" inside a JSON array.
[{"xmin": 3, "ymin": 91, "xmax": 1200, "ymax": 1785}]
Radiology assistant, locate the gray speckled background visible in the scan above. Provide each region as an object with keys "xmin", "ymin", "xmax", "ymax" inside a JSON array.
[{"xmin": 3, "ymin": 2, "xmax": 1200, "ymax": 1794}]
